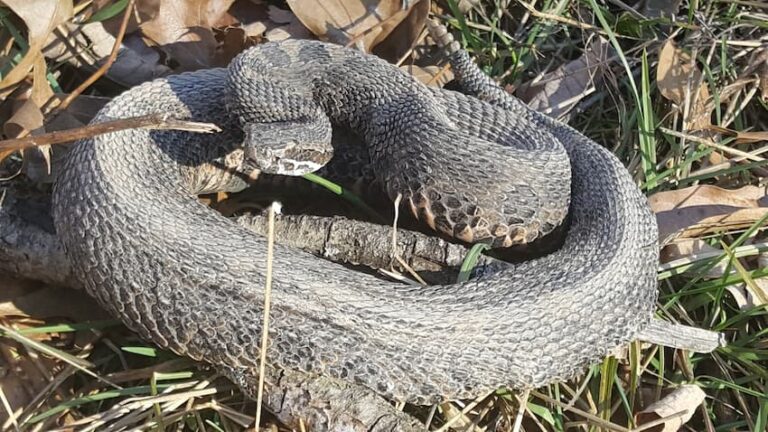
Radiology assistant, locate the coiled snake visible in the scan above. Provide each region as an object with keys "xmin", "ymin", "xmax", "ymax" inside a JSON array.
[{"xmin": 52, "ymin": 37, "xmax": 663, "ymax": 410}]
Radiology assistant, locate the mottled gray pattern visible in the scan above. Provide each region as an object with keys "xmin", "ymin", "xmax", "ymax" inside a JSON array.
[
  {"xmin": 227, "ymin": 41, "xmax": 571, "ymax": 246},
  {"xmin": 52, "ymin": 40, "xmax": 658, "ymax": 405}
]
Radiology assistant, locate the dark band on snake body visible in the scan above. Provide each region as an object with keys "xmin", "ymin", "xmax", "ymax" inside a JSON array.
[
  {"xmin": 52, "ymin": 40, "xmax": 658, "ymax": 405},
  {"xmin": 228, "ymin": 41, "xmax": 571, "ymax": 247}
]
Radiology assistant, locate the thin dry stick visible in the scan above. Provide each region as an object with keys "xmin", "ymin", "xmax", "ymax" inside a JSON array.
[
  {"xmin": 531, "ymin": 390, "xmax": 630, "ymax": 432},
  {"xmin": 0, "ymin": 324, "xmax": 122, "ymax": 391},
  {"xmin": 512, "ymin": 389, "xmax": 530, "ymax": 432},
  {"xmin": 344, "ymin": 0, "xmax": 421, "ymax": 50},
  {"xmin": 723, "ymin": 85, "xmax": 759, "ymax": 128},
  {"xmin": 426, "ymin": 63, "xmax": 453, "ymax": 87},
  {"xmin": 633, "ymin": 409, "xmax": 690, "ymax": 432},
  {"xmin": 254, "ymin": 202, "xmax": 280, "ymax": 432},
  {"xmin": 516, "ymin": 1, "xmax": 607, "ymax": 35},
  {"xmin": 390, "ymin": 193, "xmax": 428, "ymax": 285},
  {"xmin": 433, "ymin": 390, "xmax": 494, "ymax": 432},
  {"xmin": 395, "ymin": 27, "xmax": 428, "ymax": 67},
  {"xmin": 424, "ymin": 404, "xmax": 439, "ymax": 429},
  {"xmin": 660, "ymin": 127, "xmax": 765, "ymax": 162},
  {"xmin": 0, "ymin": 114, "xmax": 221, "ymax": 154},
  {"xmin": 391, "ymin": 193, "xmax": 402, "ymax": 259},
  {"xmin": 0, "ymin": 386, "xmax": 20, "ymax": 432},
  {"xmin": 49, "ymin": 0, "xmax": 136, "ymax": 114}
]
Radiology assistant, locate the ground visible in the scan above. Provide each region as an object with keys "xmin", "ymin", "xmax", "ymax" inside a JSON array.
[{"xmin": 0, "ymin": 0, "xmax": 767, "ymax": 431}]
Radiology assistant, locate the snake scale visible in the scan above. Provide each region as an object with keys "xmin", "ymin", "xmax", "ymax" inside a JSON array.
[{"xmin": 52, "ymin": 37, "xmax": 659, "ymax": 406}]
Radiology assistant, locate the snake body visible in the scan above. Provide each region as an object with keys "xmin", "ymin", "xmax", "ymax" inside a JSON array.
[{"xmin": 52, "ymin": 40, "xmax": 659, "ymax": 405}]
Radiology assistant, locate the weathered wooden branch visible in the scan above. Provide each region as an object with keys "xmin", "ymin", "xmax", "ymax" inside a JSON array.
[
  {"xmin": 0, "ymin": 186, "xmax": 74, "ymax": 287},
  {"xmin": 0, "ymin": 115, "xmax": 221, "ymax": 156},
  {"xmin": 236, "ymin": 213, "xmax": 496, "ymax": 284}
]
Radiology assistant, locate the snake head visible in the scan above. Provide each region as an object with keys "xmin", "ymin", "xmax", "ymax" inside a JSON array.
[{"xmin": 242, "ymin": 120, "xmax": 333, "ymax": 176}]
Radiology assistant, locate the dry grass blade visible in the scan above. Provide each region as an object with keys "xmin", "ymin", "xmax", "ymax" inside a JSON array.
[
  {"xmin": 0, "ymin": 386, "xmax": 20, "ymax": 432},
  {"xmin": 0, "ymin": 0, "xmax": 72, "ymax": 96},
  {"xmin": 0, "ymin": 323, "xmax": 120, "ymax": 391},
  {"xmin": 254, "ymin": 202, "xmax": 280, "ymax": 431},
  {"xmin": 433, "ymin": 390, "xmax": 493, "ymax": 432},
  {"xmin": 660, "ymin": 127, "xmax": 763, "ymax": 161},
  {"xmin": 512, "ymin": 389, "xmax": 530, "ymax": 432},
  {"xmin": 656, "ymin": 39, "xmax": 712, "ymax": 131},
  {"xmin": 516, "ymin": 0, "xmax": 606, "ymax": 34},
  {"xmin": 50, "ymin": 0, "xmax": 136, "ymax": 114},
  {"xmin": 531, "ymin": 390, "xmax": 630, "ymax": 432}
]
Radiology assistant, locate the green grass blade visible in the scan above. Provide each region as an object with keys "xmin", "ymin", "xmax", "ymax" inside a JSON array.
[
  {"xmin": 302, "ymin": 172, "xmax": 387, "ymax": 224},
  {"xmin": 87, "ymin": 0, "xmax": 130, "ymax": 23},
  {"xmin": 457, "ymin": 243, "xmax": 491, "ymax": 283}
]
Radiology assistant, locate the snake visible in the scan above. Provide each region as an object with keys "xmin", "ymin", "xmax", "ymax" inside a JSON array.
[{"xmin": 51, "ymin": 36, "xmax": 659, "ymax": 407}]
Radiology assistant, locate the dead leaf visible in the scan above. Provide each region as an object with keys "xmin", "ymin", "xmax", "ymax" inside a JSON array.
[
  {"xmin": 0, "ymin": 279, "xmax": 108, "ymax": 322},
  {"xmin": 660, "ymin": 239, "xmax": 728, "ymax": 272},
  {"xmin": 661, "ymin": 240, "xmax": 768, "ymax": 310},
  {"xmin": 45, "ymin": 22, "xmax": 171, "ymax": 87},
  {"xmin": 656, "ymin": 39, "xmax": 711, "ymax": 131},
  {"xmin": 0, "ymin": 281, "xmax": 94, "ymax": 428},
  {"xmin": 372, "ymin": 0, "xmax": 430, "ymax": 62},
  {"xmin": 0, "ymin": 341, "xmax": 62, "ymax": 428},
  {"xmin": 268, "ymin": 5, "xmax": 295, "ymax": 24},
  {"xmin": 706, "ymin": 125, "xmax": 768, "ymax": 145},
  {"xmin": 3, "ymin": 100, "xmax": 44, "ymax": 140},
  {"xmin": 138, "ymin": 0, "xmax": 236, "ymax": 70},
  {"xmin": 31, "ymin": 56, "xmax": 55, "ymax": 108},
  {"xmin": 742, "ymin": 47, "xmax": 768, "ymax": 102},
  {"xmin": 216, "ymin": 27, "xmax": 250, "ymax": 65},
  {"xmin": 264, "ymin": 7, "xmax": 313, "ymax": 42},
  {"xmin": 717, "ymin": 76, "xmax": 758, "ymax": 104},
  {"xmin": 21, "ymin": 145, "xmax": 53, "ymax": 181},
  {"xmin": 725, "ymin": 281, "xmax": 768, "ymax": 311},
  {"xmin": 286, "ymin": 0, "xmax": 418, "ymax": 52},
  {"xmin": 635, "ymin": 385, "xmax": 705, "ymax": 432},
  {"xmin": 0, "ymin": 0, "xmax": 73, "ymax": 94},
  {"xmin": 517, "ymin": 37, "xmax": 609, "ymax": 120},
  {"xmin": 400, "ymin": 64, "xmax": 453, "ymax": 87},
  {"xmin": 217, "ymin": 2, "xmax": 306, "ymax": 42},
  {"xmin": 457, "ymin": 0, "xmax": 481, "ymax": 13},
  {"xmin": 649, "ymin": 184, "xmax": 768, "ymax": 241}
]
